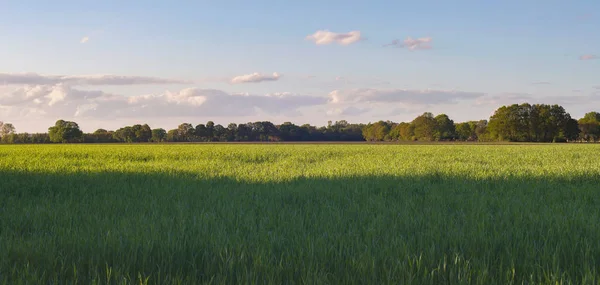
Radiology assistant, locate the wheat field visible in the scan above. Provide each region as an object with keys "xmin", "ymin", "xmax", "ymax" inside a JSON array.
[{"xmin": 1, "ymin": 144, "xmax": 599, "ymax": 284}]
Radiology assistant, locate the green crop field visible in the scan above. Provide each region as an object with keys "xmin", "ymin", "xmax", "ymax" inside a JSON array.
[{"xmin": 1, "ymin": 144, "xmax": 600, "ymax": 284}]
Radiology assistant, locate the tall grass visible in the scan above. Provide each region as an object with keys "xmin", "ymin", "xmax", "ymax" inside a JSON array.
[{"xmin": 1, "ymin": 144, "xmax": 599, "ymax": 284}]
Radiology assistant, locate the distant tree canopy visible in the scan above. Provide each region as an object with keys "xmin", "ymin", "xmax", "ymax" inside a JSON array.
[
  {"xmin": 487, "ymin": 104, "xmax": 578, "ymax": 142},
  {"xmin": 1, "ymin": 103, "xmax": 598, "ymax": 144},
  {"xmin": 48, "ymin": 120, "xmax": 83, "ymax": 143},
  {"xmin": 578, "ymin": 112, "xmax": 600, "ymax": 142}
]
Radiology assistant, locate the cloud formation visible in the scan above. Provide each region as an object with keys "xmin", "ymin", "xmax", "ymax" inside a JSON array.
[
  {"xmin": 80, "ymin": 36, "xmax": 89, "ymax": 44},
  {"xmin": 579, "ymin": 54, "xmax": 597, "ymax": 60},
  {"xmin": 328, "ymin": 88, "xmax": 484, "ymax": 105},
  {"xmin": 0, "ymin": 73, "xmax": 188, "ymax": 86},
  {"xmin": 306, "ymin": 30, "xmax": 362, "ymax": 45},
  {"xmin": 475, "ymin": 92, "xmax": 600, "ymax": 106},
  {"xmin": 326, "ymin": 106, "xmax": 370, "ymax": 116},
  {"xmin": 531, "ymin": 81, "xmax": 551, "ymax": 85},
  {"xmin": 475, "ymin": 93, "xmax": 533, "ymax": 106},
  {"xmin": 385, "ymin": 37, "xmax": 432, "ymax": 50},
  {"xmin": 0, "ymin": 84, "xmax": 326, "ymax": 120},
  {"xmin": 230, "ymin": 72, "xmax": 281, "ymax": 84}
]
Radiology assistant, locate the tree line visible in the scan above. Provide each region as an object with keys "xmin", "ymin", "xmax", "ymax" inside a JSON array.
[{"xmin": 1, "ymin": 103, "xmax": 599, "ymax": 144}]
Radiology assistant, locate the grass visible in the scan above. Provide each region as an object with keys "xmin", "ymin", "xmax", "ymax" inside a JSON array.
[{"xmin": 0, "ymin": 144, "xmax": 599, "ymax": 284}]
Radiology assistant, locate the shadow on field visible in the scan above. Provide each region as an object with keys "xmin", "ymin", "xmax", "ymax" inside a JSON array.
[{"xmin": 1, "ymin": 170, "xmax": 600, "ymax": 284}]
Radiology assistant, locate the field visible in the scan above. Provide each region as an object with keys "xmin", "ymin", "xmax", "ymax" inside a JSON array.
[{"xmin": 1, "ymin": 144, "xmax": 600, "ymax": 284}]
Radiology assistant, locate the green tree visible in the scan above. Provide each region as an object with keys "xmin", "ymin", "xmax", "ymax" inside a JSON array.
[
  {"xmin": 135, "ymin": 124, "xmax": 152, "ymax": 142},
  {"xmin": 362, "ymin": 121, "xmax": 392, "ymax": 141},
  {"xmin": 177, "ymin": 123, "xmax": 195, "ymax": 141},
  {"xmin": 412, "ymin": 112, "xmax": 437, "ymax": 141},
  {"xmin": 151, "ymin": 128, "xmax": 167, "ymax": 142},
  {"xmin": 0, "ymin": 122, "xmax": 16, "ymax": 141},
  {"xmin": 455, "ymin": 122, "xmax": 474, "ymax": 141},
  {"xmin": 434, "ymin": 114, "xmax": 455, "ymax": 141},
  {"xmin": 166, "ymin": 129, "xmax": 180, "ymax": 142},
  {"xmin": 48, "ymin": 120, "xmax": 83, "ymax": 143},
  {"xmin": 113, "ymin": 126, "xmax": 136, "ymax": 142},
  {"xmin": 578, "ymin": 112, "xmax": 600, "ymax": 142}
]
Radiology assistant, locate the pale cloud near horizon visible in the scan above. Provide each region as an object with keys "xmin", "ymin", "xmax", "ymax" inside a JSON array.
[
  {"xmin": 0, "ymin": 73, "xmax": 188, "ymax": 86},
  {"xmin": 328, "ymin": 88, "xmax": 484, "ymax": 105},
  {"xmin": 0, "ymin": 84, "xmax": 326, "ymax": 121},
  {"xmin": 579, "ymin": 54, "xmax": 597, "ymax": 60},
  {"xmin": 306, "ymin": 30, "xmax": 362, "ymax": 45},
  {"xmin": 475, "ymin": 92, "xmax": 600, "ymax": 107},
  {"xmin": 80, "ymin": 36, "xmax": 89, "ymax": 44},
  {"xmin": 385, "ymin": 37, "xmax": 432, "ymax": 50},
  {"xmin": 531, "ymin": 81, "xmax": 551, "ymax": 85},
  {"xmin": 326, "ymin": 106, "xmax": 370, "ymax": 116},
  {"xmin": 230, "ymin": 72, "xmax": 281, "ymax": 84}
]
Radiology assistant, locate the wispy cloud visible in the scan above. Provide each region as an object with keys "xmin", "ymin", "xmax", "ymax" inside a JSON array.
[
  {"xmin": 475, "ymin": 92, "xmax": 600, "ymax": 106},
  {"xmin": 326, "ymin": 106, "xmax": 370, "ymax": 116},
  {"xmin": 80, "ymin": 36, "xmax": 89, "ymax": 44},
  {"xmin": 328, "ymin": 88, "xmax": 483, "ymax": 105},
  {"xmin": 579, "ymin": 54, "xmax": 597, "ymax": 60},
  {"xmin": 475, "ymin": 93, "xmax": 533, "ymax": 106},
  {"xmin": 0, "ymin": 73, "xmax": 188, "ymax": 86},
  {"xmin": 385, "ymin": 37, "xmax": 432, "ymax": 50},
  {"xmin": 230, "ymin": 72, "xmax": 281, "ymax": 84},
  {"xmin": 531, "ymin": 81, "xmax": 551, "ymax": 85},
  {"xmin": 306, "ymin": 30, "xmax": 362, "ymax": 45}
]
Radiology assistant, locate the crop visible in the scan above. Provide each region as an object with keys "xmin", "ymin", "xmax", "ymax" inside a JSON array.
[{"xmin": 1, "ymin": 144, "xmax": 599, "ymax": 284}]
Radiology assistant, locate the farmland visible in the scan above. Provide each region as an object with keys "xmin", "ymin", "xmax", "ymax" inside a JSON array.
[{"xmin": 1, "ymin": 144, "xmax": 600, "ymax": 284}]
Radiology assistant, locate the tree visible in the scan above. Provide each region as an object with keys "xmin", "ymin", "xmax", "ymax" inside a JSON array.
[
  {"xmin": 412, "ymin": 112, "xmax": 437, "ymax": 141},
  {"xmin": 177, "ymin": 123, "xmax": 195, "ymax": 141},
  {"xmin": 456, "ymin": 122, "xmax": 474, "ymax": 141},
  {"xmin": 578, "ymin": 112, "xmax": 600, "ymax": 142},
  {"xmin": 564, "ymin": 119, "xmax": 580, "ymax": 142},
  {"xmin": 206, "ymin": 121, "xmax": 215, "ymax": 140},
  {"xmin": 135, "ymin": 124, "xmax": 152, "ymax": 142},
  {"xmin": 434, "ymin": 114, "xmax": 455, "ymax": 141},
  {"xmin": 151, "ymin": 128, "xmax": 167, "ymax": 142},
  {"xmin": 0, "ymin": 122, "xmax": 16, "ymax": 139},
  {"xmin": 362, "ymin": 121, "xmax": 392, "ymax": 141},
  {"xmin": 166, "ymin": 129, "xmax": 180, "ymax": 142},
  {"xmin": 87, "ymin": 129, "xmax": 115, "ymax": 143},
  {"xmin": 48, "ymin": 120, "xmax": 83, "ymax": 143},
  {"xmin": 113, "ymin": 126, "xmax": 136, "ymax": 142},
  {"xmin": 488, "ymin": 104, "xmax": 573, "ymax": 142},
  {"xmin": 226, "ymin": 123, "xmax": 238, "ymax": 141},
  {"xmin": 195, "ymin": 124, "xmax": 208, "ymax": 141}
]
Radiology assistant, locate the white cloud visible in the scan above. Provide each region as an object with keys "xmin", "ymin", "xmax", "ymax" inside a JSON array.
[
  {"xmin": 326, "ymin": 106, "xmax": 370, "ymax": 116},
  {"xmin": 385, "ymin": 37, "xmax": 432, "ymax": 50},
  {"xmin": 328, "ymin": 88, "xmax": 484, "ymax": 105},
  {"xmin": 579, "ymin": 54, "xmax": 597, "ymax": 60},
  {"xmin": 475, "ymin": 92, "xmax": 600, "ymax": 106},
  {"xmin": 80, "ymin": 36, "xmax": 89, "ymax": 44},
  {"xmin": 306, "ymin": 30, "xmax": 362, "ymax": 45},
  {"xmin": 475, "ymin": 93, "xmax": 533, "ymax": 106},
  {"xmin": 0, "ymin": 73, "xmax": 188, "ymax": 86},
  {"xmin": 0, "ymin": 85, "xmax": 327, "ymax": 120},
  {"xmin": 531, "ymin": 81, "xmax": 551, "ymax": 85},
  {"xmin": 230, "ymin": 72, "xmax": 281, "ymax": 84}
]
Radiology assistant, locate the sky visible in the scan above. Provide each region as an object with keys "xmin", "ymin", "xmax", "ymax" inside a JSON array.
[{"xmin": 0, "ymin": 0, "xmax": 599, "ymax": 132}]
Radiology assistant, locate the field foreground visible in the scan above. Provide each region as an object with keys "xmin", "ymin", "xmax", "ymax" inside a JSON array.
[{"xmin": 1, "ymin": 144, "xmax": 600, "ymax": 284}]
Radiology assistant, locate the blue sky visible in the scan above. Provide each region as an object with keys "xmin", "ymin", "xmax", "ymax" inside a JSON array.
[{"xmin": 1, "ymin": 0, "xmax": 598, "ymax": 132}]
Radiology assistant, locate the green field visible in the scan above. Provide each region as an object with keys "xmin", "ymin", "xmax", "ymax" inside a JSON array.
[{"xmin": 1, "ymin": 144, "xmax": 600, "ymax": 284}]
